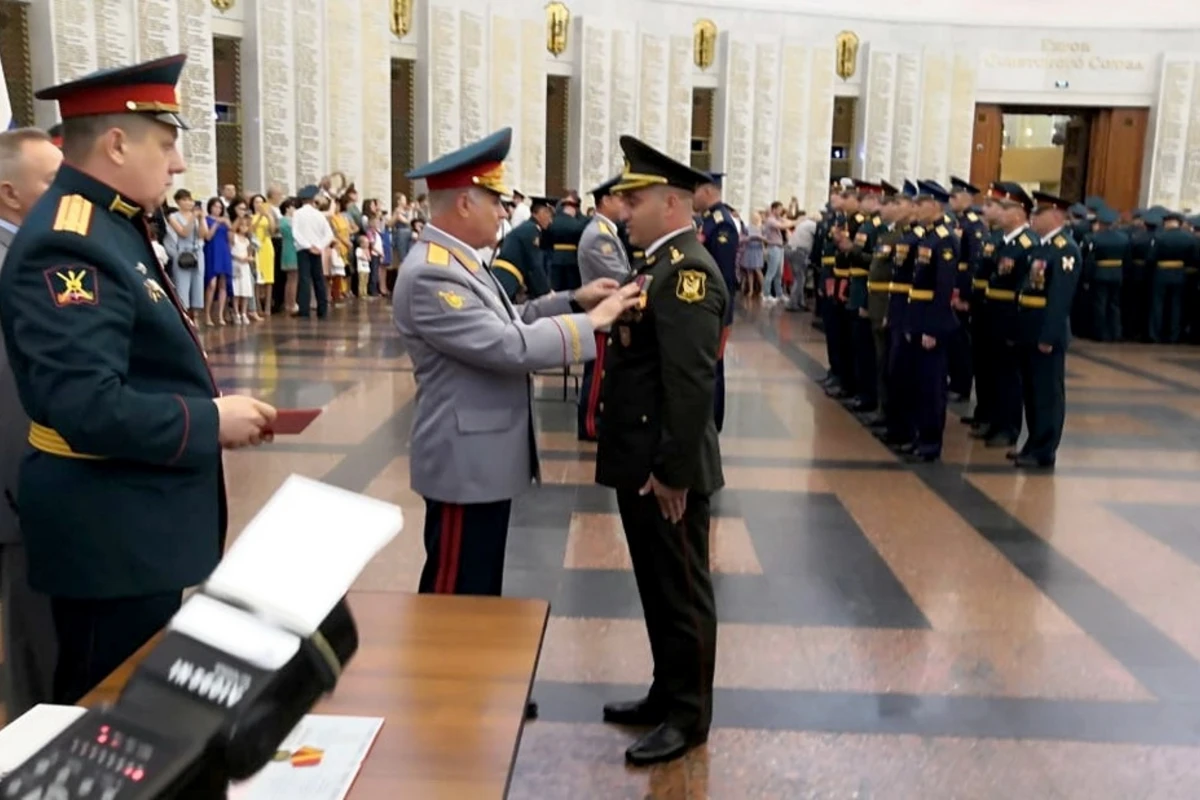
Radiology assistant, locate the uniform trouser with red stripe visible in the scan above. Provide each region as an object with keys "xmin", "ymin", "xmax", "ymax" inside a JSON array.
[
  {"xmin": 578, "ymin": 331, "xmax": 608, "ymax": 440},
  {"xmin": 418, "ymin": 498, "xmax": 513, "ymax": 596},
  {"xmin": 616, "ymin": 487, "xmax": 716, "ymax": 734}
]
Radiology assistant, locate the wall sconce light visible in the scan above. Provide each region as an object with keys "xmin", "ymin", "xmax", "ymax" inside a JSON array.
[
  {"xmin": 693, "ymin": 19, "xmax": 717, "ymax": 71},
  {"xmin": 546, "ymin": 2, "xmax": 570, "ymax": 57},
  {"xmin": 390, "ymin": 0, "xmax": 413, "ymax": 38},
  {"xmin": 834, "ymin": 30, "xmax": 859, "ymax": 81}
]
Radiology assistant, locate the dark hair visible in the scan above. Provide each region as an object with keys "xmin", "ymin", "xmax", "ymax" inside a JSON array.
[
  {"xmin": 173, "ymin": 188, "xmax": 192, "ymax": 202},
  {"xmin": 248, "ymin": 193, "xmax": 267, "ymax": 212},
  {"xmin": 280, "ymin": 198, "xmax": 297, "ymax": 214},
  {"xmin": 206, "ymin": 197, "xmax": 224, "ymax": 216}
]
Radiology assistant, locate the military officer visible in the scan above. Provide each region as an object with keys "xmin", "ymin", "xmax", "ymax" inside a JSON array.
[
  {"xmin": 1083, "ymin": 207, "xmax": 1128, "ymax": 342},
  {"xmin": 493, "ymin": 195, "xmax": 554, "ymax": 302},
  {"xmin": 899, "ymin": 181, "xmax": 958, "ymax": 463},
  {"xmin": 544, "ymin": 193, "xmax": 587, "ymax": 291},
  {"xmin": 864, "ymin": 183, "xmax": 907, "ymax": 431},
  {"xmin": 1013, "ymin": 192, "xmax": 1082, "ymax": 469},
  {"xmin": 813, "ymin": 188, "xmax": 841, "ymax": 368},
  {"xmin": 1147, "ymin": 210, "xmax": 1198, "ymax": 343},
  {"xmin": 845, "ymin": 180, "xmax": 884, "ymax": 414},
  {"xmin": 948, "ymin": 177, "xmax": 987, "ymax": 402},
  {"xmin": 882, "ymin": 180, "xmax": 920, "ymax": 447},
  {"xmin": 577, "ymin": 175, "xmax": 631, "ymax": 441},
  {"xmin": 1126, "ymin": 211, "xmax": 1154, "ymax": 341},
  {"xmin": 596, "ymin": 136, "xmax": 728, "ymax": 767},
  {"xmin": 0, "ymin": 54, "xmax": 277, "ymax": 704},
  {"xmin": 393, "ymin": 128, "xmax": 639, "ymax": 602},
  {"xmin": 964, "ymin": 186, "xmax": 1004, "ymax": 436},
  {"xmin": 694, "ymin": 172, "xmax": 740, "ymax": 432}
]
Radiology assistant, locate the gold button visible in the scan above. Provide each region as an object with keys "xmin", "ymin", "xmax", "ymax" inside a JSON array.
[{"xmin": 640, "ymin": 415, "xmax": 647, "ymax": 423}]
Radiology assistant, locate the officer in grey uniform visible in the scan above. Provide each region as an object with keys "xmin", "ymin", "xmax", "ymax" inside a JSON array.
[
  {"xmin": 577, "ymin": 174, "xmax": 631, "ymax": 441},
  {"xmin": 391, "ymin": 127, "xmax": 640, "ymax": 599}
]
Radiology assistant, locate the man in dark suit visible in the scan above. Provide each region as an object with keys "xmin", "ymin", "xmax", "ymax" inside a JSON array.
[
  {"xmin": 493, "ymin": 196, "xmax": 554, "ymax": 302},
  {"xmin": 0, "ymin": 127, "xmax": 62, "ymax": 717},
  {"xmin": 596, "ymin": 136, "xmax": 728, "ymax": 766},
  {"xmin": 0, "ymin": 55, "xmax": 277, "ymax": 704}
]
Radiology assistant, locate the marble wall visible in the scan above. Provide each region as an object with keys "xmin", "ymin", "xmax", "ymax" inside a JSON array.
[{"xmin": 1148, "ymin": 55, "xmax": 1200, "ymax": 210}]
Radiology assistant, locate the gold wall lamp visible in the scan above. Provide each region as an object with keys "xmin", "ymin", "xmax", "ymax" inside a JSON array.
[
  {"xmin": 211, "ymin": 0, "xmax": 234, "ymax": 11},
  {"xmin": 390, "ymin": 0, "xmax": 413, "ymax": 38},
  {"xmin": 693, "ymin": 19, "xmax": 717, "ymax": 70},
  {"xmin": 546, "ymin": 1, "xmax": 570, "ymax": 57},
  {"xmin": 834, "ymin": 30, "xmax": 859, "ymax": 80}
]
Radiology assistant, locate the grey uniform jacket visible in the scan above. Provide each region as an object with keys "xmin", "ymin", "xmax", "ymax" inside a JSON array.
[
  {"xmin": 578, "ymin": 215, "xmax": 631, "ymax": 284},
  {"xmin": 393, "ymin": 226, "xmax": 597, "ymax": 504},
  {"xmin": 0, "ymin": 225, "xmax": 25, "ymax": 545}
]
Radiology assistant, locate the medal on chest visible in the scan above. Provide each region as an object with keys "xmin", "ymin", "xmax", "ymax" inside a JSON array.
[
  {"xmin": 1031, "ymin": 259, "xmax": 1047, "ymax": 290},
  {"xmin": 999, "ymin": 256, "xmax": 1015, "ymax": 275}
]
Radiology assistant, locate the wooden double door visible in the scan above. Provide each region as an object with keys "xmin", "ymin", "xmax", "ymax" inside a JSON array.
[{"xmin": 970, "ymin": 104, "xmax": 1149, "ymax": 212}]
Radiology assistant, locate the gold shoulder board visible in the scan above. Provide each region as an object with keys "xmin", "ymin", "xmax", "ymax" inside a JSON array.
[
  {"xmin": 52, "ymin": 195, "xmax": 95, "ymax": 237},
  {"xmin": 714, "ymin": 211, "xmax": 725, "ymax": 224},
  {"xmin": 967, "ymin": 211, "xmax": 979, "ymax": 222},
  {"xmin": 935, "ymin": 225, "xmax": 949, "ymax": 237},
  {"xmin": 1053, "ymin": 235, "xmax": 1067, "ymax": 248},
  {"xmin": 1019, "ymin": 234, "xmax": 1032, "ymax": 248},
  {"xmin": 427, "ymin": 243, "xmax": 450, "ymax": 266}
]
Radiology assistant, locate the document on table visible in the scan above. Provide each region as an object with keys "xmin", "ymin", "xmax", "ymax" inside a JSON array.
[
  {"xmin": 0, "ymin": 705, "xmax": 87, "ymax": 777},
  {"xmin": 229, "ymin": 715, "xmax": 384, "ymax": 800}
]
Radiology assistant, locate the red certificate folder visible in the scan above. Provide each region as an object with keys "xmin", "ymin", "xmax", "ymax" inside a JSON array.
[{"xmin": 267, "ymin": 408, "xmax": 322, "ymax": 436}]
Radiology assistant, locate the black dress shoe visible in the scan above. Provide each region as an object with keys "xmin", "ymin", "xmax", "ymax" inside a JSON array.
[
  {"xmin": 625, "ymin": 723, "xmax": 708, "ymax": 767},
  {"xmin": 526, "ymin": 701, "xmax": 539, "ymax": 720},
  {"xmin": 1005, "ymin": 449, "xmax": 1025, "ymax": 461},
  {"xmin": 890, "ymin": 441, "xmax": 916, "ymax": 455},
  {"xmin": 985, "ymin": 435, "xmax": 1017, "ymax": 449},
  {"xmin": 960, "ymin": 415, "xmax": 976, "ymax": 425},
  {"xmin": 1013, "ymin": 456, "xmax": 1055, "ymax": 470},
  {"xmin": 602, "ymin": 697, "xmax": 664, "ymax": 726},
  {"xmin": 967, "ymin": 426, "xmax": 989, "ymax": 440}
]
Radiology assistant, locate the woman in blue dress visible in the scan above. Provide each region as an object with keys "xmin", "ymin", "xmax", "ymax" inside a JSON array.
[{"xmin": 203, "ymin": 197, "xmax": 232, "ymax": 325}]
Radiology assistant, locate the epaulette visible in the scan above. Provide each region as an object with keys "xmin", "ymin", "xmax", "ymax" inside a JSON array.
[
  {"xmin": 966, "ymin": 211, "xmax": 979, "ymax": 223},
  {"xmin": 854, "ymin": 213, "xmax": 865, "ymax": 223},
  {"xmin": 713, "ymin": 210, "xmax": 725, "ymax": 224},
  {"xmin": 52, "ymin": 194, "xmax": 95, "ymax": 237},
  {"xmin": 598, "ymin": 219, "xmax": 614, "ymax": 237},
  {"xmin": 935, "ymin": 225, "xmax": 949, "ymax": 237},
  {"xmin": 445, "ymin": 245, "xmax": 479, "ymax": 273},
  {"xmin": 426, "ymin": 242, "xmax": 450, "ymax": 266},
  {"xmin": 913, "ymin": 225, "xmax": 926, "ymax": 237},
  {"xmin": 1018, "ymin": 234, "xmax": 1033, "ymax": 248},
  {"xmin": 872, "ymin": 215, "xmax": 881, "ymax": 227},
  {"xmin": 1053, "ymin": 235, "xmax": 1068, "ymax": 249}
]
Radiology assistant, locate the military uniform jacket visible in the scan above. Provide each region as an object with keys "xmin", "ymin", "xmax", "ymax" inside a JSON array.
[
  {"xmin": 956, "ymin": 210, "xmax": 987, "ymax": 297},
  {"xmin": 0, "ymin": 165, "xmax": 224, "ymax": 599},
  {"xmin": 885, "ymin": 224, "xmax": 920, "ymax": 330},
  {"xmin": 1129, "ymin": 229, "xmax": 1152, "ymax": 282},
  {"xmin": 834, "ymin": 211, "xmax": 866, "ymax": 299},
  {"xmin": 0, "ymin": 224, "xmax": 25, "ymax": 546},
  {"xmin": 1018, "ymin": 230, "xmax": 1082, "ymax": 348},
  {"xmin": 1147, "ymin": 228, "xmax": 1199, "ymax": 285},
  {"xmin": 973, "ymin": 229, "xmax": 1002, "ymax": 304},
  {"xmin": 867, "ymin": 223, "xmax": 901, "ymax": 328},
  {"xmin": 848, "ymin": 213, "xmax": 881, "ymax": 311},
  {"xmin": 578, "ymin": 213, "xmax": 631, "ymax": 285},
  {"xmin": 906, "ymin": 222, "xmax": 958, "ymax": 338},
  {"xmin": 544, "ymin": 212, "xmax": 587, "ymax": 291},
  {"xmin": 1084, "ymin": 229, "xmax": 1130, "ymax": 284},
  {"xmin": 699, "ymin": 202, "xmax": 740, "ymax": 324},
  {"xmin": 393, "ymin": 226, "xmax": 597, "ymax": 505},
  {"xmin": 988, "ymin": 226, "xmax": 1039, "ymax": 342},
  {"xmin": 493, "ymin": 218, "xmax": 551, "ymax": 302},
  {"xmin": 595, "ymin": 230, "xmax": 727, "ymax": 494}
]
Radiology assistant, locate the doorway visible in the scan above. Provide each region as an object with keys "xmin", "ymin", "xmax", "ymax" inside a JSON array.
[
  {"xmin": 544, "ymin": 75, "xmax": 570, "ymax": 196},
  {"xmin": 691, "ymin": 88, "xmax": 715, "ymax": 173},
  {"xmin": 831, "ymin": 97, "xmax": 857, "ymax": 181},
  {"xmin": 390, "ymin": 58, "xmax": 416, "ymax": 199},
  {"xmin": 971, "ymin": 104, "xmax": 1148, "ymax": 211}
]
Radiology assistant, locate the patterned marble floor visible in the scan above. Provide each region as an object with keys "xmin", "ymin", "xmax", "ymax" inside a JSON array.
[{"xmin": 205, "ymin": 298, "xmax": 1200, "ymax": 797}]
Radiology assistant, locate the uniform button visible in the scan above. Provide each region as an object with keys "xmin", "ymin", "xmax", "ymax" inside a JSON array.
[{"xmin": 640, "ymin": 415, "xmax": 647, "ymax": 423}]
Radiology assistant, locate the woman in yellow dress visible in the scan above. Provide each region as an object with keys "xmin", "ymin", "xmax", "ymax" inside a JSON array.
[{"xmin": 250, "ymin": 193, "xmax": 277, "ymax": 317}]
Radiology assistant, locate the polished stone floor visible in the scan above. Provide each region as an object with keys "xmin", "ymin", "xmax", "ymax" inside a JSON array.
[{"xmin": 157, "ymin": 298, "xmax": 1200, "ymax": 795}]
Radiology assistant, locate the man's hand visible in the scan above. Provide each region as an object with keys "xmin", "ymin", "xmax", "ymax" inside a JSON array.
[
  {"xmin": 573, "ymin": 278, "xmax": 622, "ymax": 309},
  {"xmin": 640, "ymin": 474, "xmax": 688, "ymax": 524},
  {"xmin": 585, "ymin": 283, "xmax": 642, "ymax": 329},
  {"xmin": 921, "ymin": 334, "xmax": 936, "ymax": 350},
  {"xmin": 215, "ymin": 396, "xmax": 277, "ymax": 449},
  {"xmin": 858, "ymin": 308, "xmax": 869, "ymax": 319},
  {"xmin": 1038, "ymin": 342, "xmax": 1053, "ymax": 354}
]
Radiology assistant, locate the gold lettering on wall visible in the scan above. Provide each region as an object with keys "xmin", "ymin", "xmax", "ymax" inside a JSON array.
[{"xmin": 983, "ymin": 41, "xmax": 1144, "ymax": 72}]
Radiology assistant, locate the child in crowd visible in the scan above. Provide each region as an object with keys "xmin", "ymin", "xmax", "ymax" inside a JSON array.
[
  {"xmin": 230, "ymin": 216, "xmax": 255, "ymax": 324},
  {"xmin": 355, "ymin": 234, "xmax": 372, "ymax": 298}
]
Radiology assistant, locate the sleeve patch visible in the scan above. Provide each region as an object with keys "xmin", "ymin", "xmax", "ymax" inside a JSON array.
[
  {"xmin": 52, "ymin": 195, "xmax": 95, "ymax": 236},
  {"xmin": 44, "ymin": 266, "xmax": 99, "ymax": 307},
  {"xmin": 1053, "ymin": 235, "xmax": 1068, "ymax": 248},
  {"xmin": 676, "ymin": 269, "xmax": 707, "ymax": 303},
  {"xmin": 600, "ymin": 241, "xmax": 615, "ymax": 255},
  {"xmin": 437, "ymin": 288, "xmax": 466, "ymax": 310}
]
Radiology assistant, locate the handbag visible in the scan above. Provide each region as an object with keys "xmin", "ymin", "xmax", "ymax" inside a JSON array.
[{"xmin": 175, "ymin": 212, "xmax": 200, "ymax": 269}]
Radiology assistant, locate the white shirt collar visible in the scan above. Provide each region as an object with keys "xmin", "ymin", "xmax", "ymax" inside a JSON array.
[
  {"xmin": 1003, "ymin": 223, "xmax": 1029, "ymax": 244},
  {"xmin": 0, "ymin": 218, "xmax": 19, "ymax": 236},
  {"xmin": 645, "ymin": 226, "xmax": 693, "ymax": 258},
  {"xmin": 1040, "ymin": 225, "xmax": 1065, "ymax": 245}
]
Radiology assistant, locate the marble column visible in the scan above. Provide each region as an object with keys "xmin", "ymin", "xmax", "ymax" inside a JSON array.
[
  {"xmin": 94, "ymin": 0, "xmax": 136, "ymax": 69},
  {"xmin": 325, "ymin": 0, "xmax": 365, "ymax": 191},
  {"xmin": 489, "ymin": 14, "xmax": 523, "ymax": 191},
  {"xmin": 749, "ymin": 41, "xmax": 781, "ymax": 212},
  {"xmin": 293, "ymin": 0, "xmax": 326, "ymax": 185},
  {"xmin": 1149, "ymin": 56, "xmax": 1198, "ymax": 209},
  {"xmin": 804, "ymin": 45, "xmax": 836, "ymax": 213},
  {"xmin": 776, "ymin": 43, "xmax": 812, "ymax": 207},
  {"xmin": 244, "ymin": 0, "xmax": 296, "ymax": 193},
  {"xmin": 638, "ymin": 33, "xmax": 669, "ymax": 153},
  {"xmin": 361, "ymin": 0, "xmax": 393, "ymax": 203},
  {"xmin": 917, "ymin": 48, "xmax": 952, "ymax": 182},
  {"xmin": 667, "ymin": 35, "xmax": 693, "ymax": 166},
  {"xmin": 579, "ymin": 22, "xmax": 613, "ymax": 193},
  {"xmin": 947, "ymin": 53, "xmax": 978, "ymax": 181},
  {"xmin": 860, "ymin": 46, "xmax": 922, "ymax": 186},
  {"xmin": 519, "ymin": 18, "xmax": 546, "ymax": 195},
  {"xmin": 609, "ymin": 27, "xmax": 639, "ymax": 176},
  {"xmin": 721, "ymin": 38, "xmax": 755, "ymax": 215}
]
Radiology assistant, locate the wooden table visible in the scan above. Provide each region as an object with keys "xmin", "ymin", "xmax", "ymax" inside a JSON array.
[{"xmin": 82, "ymin": 591, "xmax": 549, "ymax": 799}]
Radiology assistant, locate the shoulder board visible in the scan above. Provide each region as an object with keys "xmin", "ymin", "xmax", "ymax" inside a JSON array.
[
  {"xmin": 1018, "ymin": 234, "xmax": 1033, "ymax": 248},
  {"xmin": 598, "ymin": 219, "xmax": 614, "ymax": 237},
  {"xmin": 713, "ymin": 210, "xmax": 725, "ymax": 224},
  {"xmin": 871, "ymin": 215, "xmax": 881, "ymax": 227},
  {"xmin": 1053, "ymin": 235, "xmax": 1068, "ymax": 249},
  {"xmin": 913, "ymin": 225, "xmax": 926, "ymax": 237},
  {"xmin": 52, "ymin": 194, "xmax": 96, "ymax": 237},
  {"xmin": 426, "ymin": 242, "xmax": 450, "ymax": 266},
  {"xmin": 935, "ymin": 225, "xmax": 949, "ymax": 237},
  {"xmin": 966, "ymin": 211, "xmax": 979, "ymax": 223},
  {"xmin": 854, "ymin": 213, "xmax": 865, "ymax": 223}
]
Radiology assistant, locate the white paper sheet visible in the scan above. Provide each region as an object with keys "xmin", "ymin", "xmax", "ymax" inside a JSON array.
[
  {"xmin": 170, "ymin": 593, "xmax": 302, "ymax": 671},
  {"xmin": 0, "ymin": 705, "xmax": 87, "ymax": 776},
  {"xmin": 228, "ymin": 715, "xmax": 384, "ymax": 800},
  {"xmin": 204, "ymin": 475, "xmax": 403, "ymax": 635}
]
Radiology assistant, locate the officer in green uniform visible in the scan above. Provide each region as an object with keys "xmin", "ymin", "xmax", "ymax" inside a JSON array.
[
  {"xmin": 1083, "ymin": 207, "xmax": 1128, "ymax": 342},
  {"xmin": 1013, "ymin": 192, "xmax": 1082, "ymax": 469},
  {"xmin": 982, "ymin": 183, "xmax": 1039, "ymax": 449},
  {"xmin": 493, "ymin": 196, "xmax": 554, "ymax": 302},
  {"xmin": 881, "ymin": 180, "xmax": 920, "ymax": 447},
  {"xmin": 829, "ymin": 188, "xmax": 865, "ymax": 399},
  {"xmin": 1147, "ymin": 210, "xmax": 1199, "ymax": 344},
  {"xmin": 543, "ymin": 194, "xmax": 587, "ymax": 291},
  {"xmin": 964, "ymin": 186, "xmax": 1005, "ymax": 436},
  {"xmin": 947, "ymin": 177, "xmax": 987, "ymax": 402},
  {"xmin": 846, "ymin": 180, "xmax": 883, "ymax": 413},
  {"xmin": 1126, "ymin": 211, "xmax": 1154, "ymax": 341},
  {"xmin": 596, "ymin": 135, "xmax": 727, "ymax": 767},
  {"xmin": 864, "ymin": 183, "xmax": 907, "ymax": 431},
  {"xmin": 0, "ymin": 54, "xmax": 277, "ymax": 703}
]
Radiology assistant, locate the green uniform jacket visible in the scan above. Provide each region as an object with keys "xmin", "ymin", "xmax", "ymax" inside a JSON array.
[
  {"xmin": 1148, "ymin": 227, "xmax": 1199, "ymax": 286},
  {"xmin": 0, "ymin": 165, "xmax": 224, "ymax": 599},
  {"xmin": 493, "ymin": 218, "xmax": 551, "ymax": 302},
  {"xmin": 543, "ymin": 212, "xmax": 587, "ymax": 291},
  {"xmin": 595, "ymin": 230, "xmax": 728, "ymax": 494},
  {"xmin": 988, "ymin": 226, "xmax": 1040, "ymax": 343},
  {"xmin": 1084, "ymin": 228, "xmax": 1129, "ymax": 285},
  {"xmin": 847, "ymin": 213, "xmax": 881, "ymax": 311},
  {"xmin": 1017, "ymin": 231, "xmax": 1083, "ymax": 348},
  {"xmin": 866, "ymin": 223, "xmax": 902, "ymax": 328}
]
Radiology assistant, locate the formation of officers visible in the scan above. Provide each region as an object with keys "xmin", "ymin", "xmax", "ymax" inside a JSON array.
[{"xmin": 811, "ymin": 176, "xmax": 1082, "ymax": 468}]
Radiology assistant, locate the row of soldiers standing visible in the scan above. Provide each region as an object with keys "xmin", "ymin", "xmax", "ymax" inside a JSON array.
[{"xmin": 812, "ymin": 177, "xmax": 1081, "ymax": 469}]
